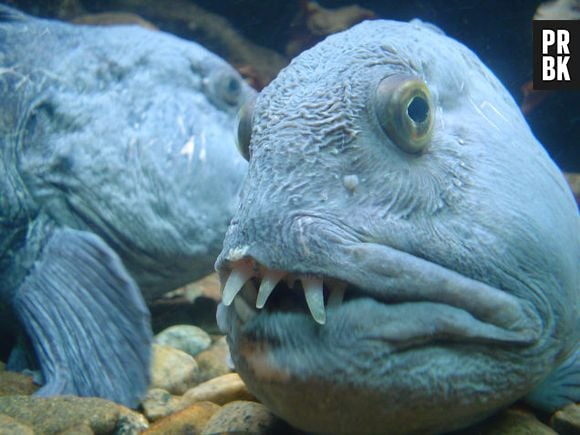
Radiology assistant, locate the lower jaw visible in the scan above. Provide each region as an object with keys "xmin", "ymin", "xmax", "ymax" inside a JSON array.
[
  {"xmin": 228, "ymin": 328, "xmax": 512, "ymax": 435},
  {"xmin": 222, "ymin": 300, "xmax": 541, "ymax": 435}
]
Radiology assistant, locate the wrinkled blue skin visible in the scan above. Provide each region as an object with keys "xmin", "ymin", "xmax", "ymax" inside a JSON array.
[
  {"xmin": 0, "ymin": 6, "xmax": 253, "ymax": 407},
  {"xmin": 216, "ymin": 20, "xmax": 579, "ymax": 434}
]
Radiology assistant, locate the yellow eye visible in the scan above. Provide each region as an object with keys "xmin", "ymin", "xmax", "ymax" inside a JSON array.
[
  {"xmin": 236, "ymin": 97, "xmax": 255, "ymax": 161},
  {"xmin": 373, "ymin": 75, "xmax": 434, "ymax": 154}
]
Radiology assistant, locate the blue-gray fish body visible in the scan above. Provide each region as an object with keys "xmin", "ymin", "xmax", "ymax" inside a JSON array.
[
  {"xmin": 0, "ymin": 5, "xmax": 253, "ymax": 407},
  {"xmin": 216, "ymin": 19, "xmax": 579, "ymax": 434}
]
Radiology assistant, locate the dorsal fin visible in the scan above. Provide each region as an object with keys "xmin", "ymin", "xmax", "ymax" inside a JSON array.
[{"xmin": 0, "ymin": 5, "xmax": 30, "ymax": 23}]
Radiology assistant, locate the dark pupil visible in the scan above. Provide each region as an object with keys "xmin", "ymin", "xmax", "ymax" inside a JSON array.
[
  {"xmin": 407, "ymin": 96, "xmax": 429, "ymax": 123},
  {"xmin": 227, "ymin": 78, "xmax": 240, "ymax": 94}
]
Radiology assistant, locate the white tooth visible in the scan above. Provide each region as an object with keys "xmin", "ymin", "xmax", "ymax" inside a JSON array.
[
  {"xmin": 256, "ymin": 270, "xmax": 285, "ymax": 309},
  {"xmin": 302, "ymin": 277, "xmax": 326, "ymax": 325},
  {"xmin": 222, "ymin": 264, "xmax": 253, "ymax": 306},
  {"xmin": 327, "ymin": 283, "xmax": 346, "ymax": 308},
  {"xmin": 234, "ymin": 294, "xmax": 257, "ymax": 323}
]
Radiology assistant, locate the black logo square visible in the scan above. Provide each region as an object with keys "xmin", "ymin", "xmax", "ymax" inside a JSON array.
[{"xmin": 533, "ymin": 20, "xmax": 580, "ymax": 90}]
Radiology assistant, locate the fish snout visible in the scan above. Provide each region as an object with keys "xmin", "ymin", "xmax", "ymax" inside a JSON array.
[{"xmin": 216, "ymin": 213, "xmax": 360, "ymax": 326}]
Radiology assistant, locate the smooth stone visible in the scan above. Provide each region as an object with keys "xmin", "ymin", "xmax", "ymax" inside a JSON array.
[
  {"xmin": 151, "ymin": 344, "xmax": 200, "ymax": 395},
  {"xmin": 183, "ymin": 373, "xmax": 255, "ymax": 406},
  {"xmin": 195, "ymin": 336, "xmax": 232, "ymax": 383},
  {"xmin": 154, "ymin": 325, "xmax": 212, "ymax": 357},
  {"xmin": 0, "ymin": 414, "xmax": 35, "ymax": 435},
  {"xmin": 0, "ymin": 371, "xmax": 38, "ymax": 396},
  {"xmin": 141, "ymin": 388, "xmax": 187, "ymax": 422},
  {"xmin": 143, "ymin": 401, "xmax": 221, "ymax": 435},
  {"xmin": 201, "ymin": 400, "xmax": 280, "ymax": 435},
  {"xmin": 551, "ymin": 403, "xmax": 580, "ymax": 435},
  {"xmin": 0, "ymin": 396, "xmax": 125, "ymax": 434},
  {"xmin": 116, "ymin": 406, "xmax": 150, "ymax": 434}
]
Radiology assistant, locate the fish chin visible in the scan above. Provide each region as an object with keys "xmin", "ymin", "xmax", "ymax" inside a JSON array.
[{"xmin": 216, "ymin": 242, "xmax": 544, "ymax": 434}]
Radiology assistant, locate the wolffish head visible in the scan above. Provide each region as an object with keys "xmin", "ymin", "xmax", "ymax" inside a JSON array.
[{"xmin": 216, "ymin": 20, "xmax": 579, "ymax": 435}]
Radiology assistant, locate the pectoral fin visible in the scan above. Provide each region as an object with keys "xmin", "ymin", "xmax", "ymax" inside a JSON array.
[{"xmin": 11, "ymin": 227, "xmax": 152, "ymax": 408}]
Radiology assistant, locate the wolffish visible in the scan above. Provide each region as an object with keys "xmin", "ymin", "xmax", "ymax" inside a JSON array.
[
  {"xmin": 216, "ymin": 19, "xmax": 579, "ymax": 434},
  {"xmin": 0, "ymin": 5, "xmax": 254, "ymax": 407}
]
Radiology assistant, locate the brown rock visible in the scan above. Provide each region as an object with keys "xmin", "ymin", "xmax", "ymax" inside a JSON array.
[
  {"xmin": 151, "ymin": 344, "xmax": 200, "ymax": 395},
  {"xmin": 457, "ymin": 408, "xmax": 557, "ymax": 434},
  {"xmin": 564, "ymin": 173, "xmax": 580, "ymax": 204},
  {"xmin": 144, "ymin": 401, "xmax": 220, "ymax": 435},
  {"xmin": 551, "ymin": 403, "xmax": 580, "ymax": 435},
  {"xmin": 0, "ymin": 396, "xmax": 123, "ymax": 434},
  {"xmin": 183, "ymin": 373, "xmax": 255, "ymax": 406},
  {"xmin": 142, "ymin": 388, "xmax": 187, "ymax": 422},
  {"xmin": 0, "ymin": 371, "xmax": 39, "ymax": 396},
  {"xmin": 195, "ymin": 336, "xmax": 232, "ymax": 383},
  {"xmin": 184, "ymin": 273, "xmax": 221, "ymax": 302},
  {"xmin": 201, "ymin": 400, "xmax": 279, "ymax": 435},
  {"xmin": 0, "ymin": 414, "xmax": 35, "ymax": 435},
  {"xmin": 72, "ymin": 12, "xmax": 158, "ymax": 30}
]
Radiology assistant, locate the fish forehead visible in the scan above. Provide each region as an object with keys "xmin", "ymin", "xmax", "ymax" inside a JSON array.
[
  {"xmin": 245, "ymin": 19, "xmax": 525, "ymax": 196},
  {"xmin": 252, "ymin": 19, "xmax": 514, "ymax": 136}
]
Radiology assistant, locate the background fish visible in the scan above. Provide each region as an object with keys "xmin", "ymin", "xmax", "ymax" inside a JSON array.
[
  {"xmin": 0, "ymin": 5, "xmax": 254, "ymax": 407},
  {"xmin": 216, "ymin": 19, "xmax": 579, "ymax": 434}
]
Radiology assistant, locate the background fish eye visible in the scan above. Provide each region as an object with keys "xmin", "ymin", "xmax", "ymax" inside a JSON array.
[{"xmin": 236, "ymin": 97, "xmax": 255, "ymax": 161}]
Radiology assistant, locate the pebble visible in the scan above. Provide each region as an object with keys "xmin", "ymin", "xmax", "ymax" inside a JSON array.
[
  {"xmin": 551, "ymin": 403, "xmax": 580, "ymax": 435},
  {"xmin": 0, "ymin": 414, "xmax": 35, "ymax": 435},
  {"xmin": 0, "ymin": 371, "xmax": 38, "ymax": 396},
  {"xmin": 201, "ymin": 400, "xmax": 281, "ymax": 435},
  {"xmin": 144, "ymin": 401, "xmax": 221, "ymax": 435},
  {"xmin": 195, "ymin": 336, "xmax": 233, "ymax": 382},
  {"xmin": 154, "ymin": 324, "xmax": 212, "ymax": 357},
  {"xmin": 0, "ymin": 396, "xmax": 126, "ymax": 434},
  {"xmin": 116, "ymin": 406, "xmax": 150, "ymax": 434},
  {"xmin": 183, "ymin": 373, "xmax": 256, "ymax": 406},
  {"xmin": 151, "ymin": 344, "xmax": 200, "ymax": 395},
  {"xmin": 141, "ymin": 388, "xmax": 187, "ymax": 422}
]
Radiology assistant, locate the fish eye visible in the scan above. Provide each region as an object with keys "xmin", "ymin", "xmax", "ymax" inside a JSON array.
[
  {"xmin": 210, "ymin": 69, "xmax": 242, "ymax": 107},
  {"xmin": 373, "ymin": 75, "xmax": 434, "ymax": 153},
  {"xmin": 236, "ymin": 97, "xmax": 255, "ymax": 161}
]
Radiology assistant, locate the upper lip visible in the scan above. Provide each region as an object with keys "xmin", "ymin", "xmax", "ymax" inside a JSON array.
[{"xmin": 217, "ymin": 240, "xmax": 543, "ymax": 345}]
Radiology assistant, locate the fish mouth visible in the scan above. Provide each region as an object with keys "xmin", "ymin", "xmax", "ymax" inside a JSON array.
[
  {"xmin": 216, "ymin": 242, "xmax": 544, "ymax": 434},
  {"xmin": 216, "ymin": 241, "xmax": 542, "ymax": 346}
]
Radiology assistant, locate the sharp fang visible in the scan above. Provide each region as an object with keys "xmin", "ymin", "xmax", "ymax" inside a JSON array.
[
  {"xmin": 302, "ymin": 277, "xmax": 326, "ymax": 325},
  {"xmin": 222, "ymin": 264, "xmax": 253, "ymax": 306},
  {"xmin": 257, "ymin": 270, "xmax": 285, "ymax": 309}
]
